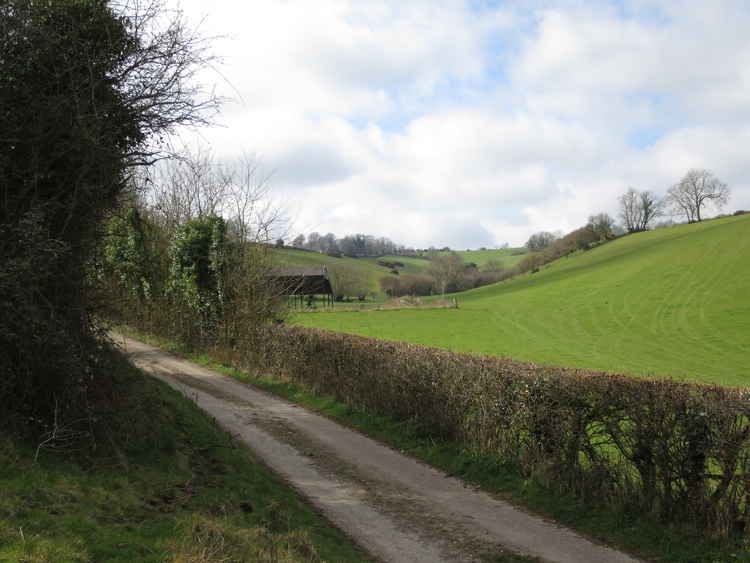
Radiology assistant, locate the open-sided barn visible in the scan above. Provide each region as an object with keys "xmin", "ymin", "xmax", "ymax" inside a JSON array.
[{"xmin": 270, "ymin": 266, "xmax": 334, "ymax": 307}]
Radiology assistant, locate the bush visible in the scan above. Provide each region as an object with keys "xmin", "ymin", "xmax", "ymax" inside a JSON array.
[
  {"xmin": 0, "ymin": 0, "xmax": 216, "ymax": 433},
  {"xmin": 380, "ymin": 274, "xmax": 434, "ymax": 297},
  {"xmin": 328, "ymin": 264, "xmax": 369, "ymax": 301},
  {"xmin": 377, "ymin": 260, "xmax": 405, "ymax": 269},
  {"xmin": 219, "ymin": 325, "xmax": 750, "ymax": 540},
  {"xmin": 482, "ymin": 259, "xmax": 505, "ymax": 272}
]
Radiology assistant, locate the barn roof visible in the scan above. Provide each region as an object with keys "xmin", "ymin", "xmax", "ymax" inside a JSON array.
[
  {"xmin": 271, "ymin": 266, "xmax": 328, "ymax": 277},
  {"xmin": 269, "ymin": 266, "xmax": 333, "ymax": 296}
]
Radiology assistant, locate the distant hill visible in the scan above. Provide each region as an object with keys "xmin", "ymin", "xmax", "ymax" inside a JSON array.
[
  {"xmin": 272, "ymin": 248, "xmax": 397, "ymax": 296},
  {"xmin": 274, "ymin": 246, "xmax": 530, "ymax": 298},
  {"xmin": 447, "ymin": 248, "xmax": 528, "ymax": 268},
  {"xmin": 296, "ymin": 214, "xmax": 750, "ymax": 386}
]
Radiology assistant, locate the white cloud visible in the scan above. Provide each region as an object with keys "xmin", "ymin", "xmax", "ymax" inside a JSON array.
[{"xmin": 174, "ymin": 0, "xmax": 750, "ymax": 247}]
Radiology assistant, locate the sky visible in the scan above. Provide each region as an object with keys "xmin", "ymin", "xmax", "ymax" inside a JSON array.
[{"xmin": 175, "ymin": 0, "xmax": 750, "ymax": 248}]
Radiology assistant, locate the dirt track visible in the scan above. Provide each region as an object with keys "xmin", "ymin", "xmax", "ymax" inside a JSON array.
[{"xmin": 115, "ymin": 334, "xmax": 640, "ymax": 563}]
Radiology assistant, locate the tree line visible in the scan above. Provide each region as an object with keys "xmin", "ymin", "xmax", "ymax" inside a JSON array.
[
  {"xmin": 286, "ymin": 232, "xmax": 410, "ymax": 258},
  {"xmin": 517, "ymin": 168, "xmax": 734, "ymax": 279},
  {"xmin": 524, "ymin": 168, "xmax": 731, "ymax": 254},
  {"xmin": 380, "ymin": 252, "xmax": 509, "ymax": 298}
]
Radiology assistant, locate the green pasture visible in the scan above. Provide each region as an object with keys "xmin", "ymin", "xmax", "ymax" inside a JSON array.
[
  {"xmin": 449, "ymin": 248, "xmax": 528, "ymax": 269},
  {"xmin": 295, "ymin": 215, "xmax": 750, "ymax": 386},
  {"xmin": 361, "ymin": 254, "xmax": 431, "ymax": 275}
]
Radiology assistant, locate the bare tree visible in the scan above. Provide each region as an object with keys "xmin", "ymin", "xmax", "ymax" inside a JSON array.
[
  {"xmin": 525, "ymin": 231, "xmax": 557, "ymax": 252},
  {"xmin": 587, "ymin": 213, "xmax": 616, "ymax": 239},
  {"xmin": 618, "ymin": 187, "xmax": 663, "ymax": 232},
  {"xmin": 320, "ymin": 233, "xmax": 337, "ymax": 253},
  {"xmin": 113, "ymin": 0, "xmax": 223, "ymax": 164},
  {"xmin": 619, "ymin": 188, "xmax": 639, "ymax": 232},
  {"xmin": 306, "ymin": 232, "xmax": 321, "ymax": 251},
  {"xmin": 143, "ymin": 148, "xmax": 287, "ymax": 242},
  {"xmin": 428, "ymin": 253, "xmax": 465, "ymax": 295},
  {"xmin": 223, "ymin": 153, "xmax": 287, "ymax": 243},
  {"xmin": 637, "ymin": 190, "xmax": 663, "ymax": 231},
  {"xmin": 145, "ymin": 146, "xmax": 227, "ymax": 230},
  {"xmin": 667, "ymin": 169, "xmax": 730, "ymax": 223}
]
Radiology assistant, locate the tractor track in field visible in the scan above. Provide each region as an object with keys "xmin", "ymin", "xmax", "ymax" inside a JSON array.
[{"xmin": 115, "ymin": 333, "xmax": 640, "ymax": 563}]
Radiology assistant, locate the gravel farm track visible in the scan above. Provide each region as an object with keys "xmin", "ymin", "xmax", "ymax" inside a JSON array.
[{"xmin": 116, "ymin": 333, "xmax": 640, "ymax": 563}]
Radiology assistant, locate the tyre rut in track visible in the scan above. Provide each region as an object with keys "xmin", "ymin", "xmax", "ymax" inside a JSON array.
[{"xmin": 116, "ymin": 333, "xmax": 641, "ymax": 563}]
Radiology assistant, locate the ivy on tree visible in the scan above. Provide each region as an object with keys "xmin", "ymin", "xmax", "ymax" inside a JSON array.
[{"xmin": 0, "ymin": 0, "xmax": 217, "ymax": 431}]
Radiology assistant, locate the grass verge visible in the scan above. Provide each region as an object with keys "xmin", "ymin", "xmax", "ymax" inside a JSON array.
[
  {"xmin": 116, "ymin": 325, "xmax": 750, "ymax": 563},
  {"xmin": 0, "ymin": 346, "xmax": 369, "ymax": 562}
]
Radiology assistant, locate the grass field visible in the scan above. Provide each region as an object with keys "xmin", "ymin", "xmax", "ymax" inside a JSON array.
[
  {"xmin": 361, "ymin": 254, "xmax": 431, "ymax": 275},
  {"xmin": 0, "ymin": 349, "xmax": 366, "ymax": 562},
  {"xmin": 447, "ymin": 248, "xmax": 528, "ymax": 269},
  {"xmin": 274, "ymin": 247, "xmax": 528, "ymax": 300},
  {"xmin": 295, "ymin": 214, "xmax": 750, "ymax": 386}
]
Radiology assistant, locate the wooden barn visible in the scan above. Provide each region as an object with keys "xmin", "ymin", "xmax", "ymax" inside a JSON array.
[{"xmin": 270, "ymin": 266, "xmax": 334, "ymax": 307}]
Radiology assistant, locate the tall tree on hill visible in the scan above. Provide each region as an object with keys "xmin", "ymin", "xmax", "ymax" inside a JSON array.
[
  {"xmin": 587, "ymin": 213, "xmax": 616, "ymax": 239},
  {"xmin": 525, "ymin": 231, "xmax": 557, "ymax": 252},
  {"xmin": 618, "ymin": 188, "xmax": 663, "ymax": 232},
  {"xmin": 306, "ymin": 232, "xmax": 321, "ymax": 251},
  {"xmin": 429, "ymin": 252, "xmax": 465, "ymax": 295},
  {"xmin": 667, "ymin": 169, "xmax": 729, "ymax": 223},
  {"xmin": 320, "ymin": 233, "xmax": 337, "ymax": 253}
]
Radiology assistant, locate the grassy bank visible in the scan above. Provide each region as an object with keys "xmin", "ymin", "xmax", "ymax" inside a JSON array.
[
  {"xmin": 118, "ymin": 326, "xmax": 750, "ymax": 563},
  {"xmin": 0, "ymin": 347, "xmax": 368, "ymax": 562},
  {"xmin": 297, "ymin": 214, "xmax": 750, "ymax": 386}
]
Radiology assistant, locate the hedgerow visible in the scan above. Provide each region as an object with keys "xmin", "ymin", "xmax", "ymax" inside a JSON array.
[{"xmin": 206, "ymin": 324, "xmax": 750, "ymax": 539}]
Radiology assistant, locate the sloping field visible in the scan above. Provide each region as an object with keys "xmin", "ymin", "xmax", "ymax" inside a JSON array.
[
  {"xmin": 362, "ymin": 254, "xmax": 431, "ymax": 275},
  {"xmin": 296, "ymin": 215, "xmax": 750, "ymax": 386},
  {"xmin": 449, "ymin": 248, "xmax": 528, "ymax": 269},
  {"xmin": 274, "ymin": 248, "xmax": 393, "ymax": 294}
]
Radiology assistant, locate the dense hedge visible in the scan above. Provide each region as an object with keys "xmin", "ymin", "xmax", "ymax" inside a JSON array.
[{"xmin": 210, "ymin": 325, "xmax": 750, "ymax": 539}]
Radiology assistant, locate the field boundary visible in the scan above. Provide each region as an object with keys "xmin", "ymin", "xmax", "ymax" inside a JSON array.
[{"xmin": 216, "ymin": 324, "xmax": 750, "ymax": 544}]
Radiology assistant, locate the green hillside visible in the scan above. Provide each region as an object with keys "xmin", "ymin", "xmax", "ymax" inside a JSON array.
[
  {"xmin": 295, "ymin": 215, "xmax": 750, "ymax": 386},
  {"xmin": 361, "ymin": 255, "xmax": 431, "ymax": 275},
  {"xmin": 274, "ymin": 247, "xmax": 529, "ymax": 298},
  {"xmin": 449, "ymin": 248, "xmax": 528, "ymax": 269},
  {"xmin": 273, "ymin": 248, "xmax": 395, "ymax": 295}
]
